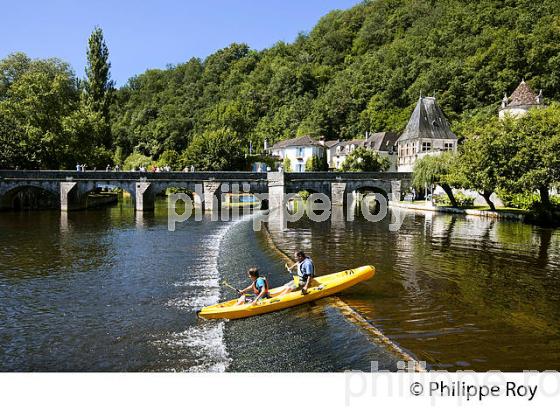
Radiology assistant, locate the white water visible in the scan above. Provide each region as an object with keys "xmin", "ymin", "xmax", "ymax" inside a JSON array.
[{"xmin": 154, "ymin": 214, "xmax": 255, "ymax": 372}]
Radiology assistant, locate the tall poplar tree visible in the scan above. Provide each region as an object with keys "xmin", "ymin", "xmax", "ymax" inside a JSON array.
[{"xmin": 84, "ymin": 26, "xmax": 113, "ymax": 146}]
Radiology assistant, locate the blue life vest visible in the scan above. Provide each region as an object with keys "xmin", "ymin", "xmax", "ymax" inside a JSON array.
[{"xmin": 252, "ymin": 277, "xmax": 270, "ymax": 297}]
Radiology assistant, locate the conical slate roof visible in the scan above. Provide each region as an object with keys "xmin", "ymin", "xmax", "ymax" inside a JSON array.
[
  {"xmin": 506, "ymin": 80, "xmax": 540, "ymax": 107},
  {"xmin": 397, "ymin": 96, "xmax": 457, "ymax": 143}
]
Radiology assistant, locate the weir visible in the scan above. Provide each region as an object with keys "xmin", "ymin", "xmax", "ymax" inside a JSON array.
[{"xmin": 0, "ymin": 170, "xmax": 411, "ymax": 212}]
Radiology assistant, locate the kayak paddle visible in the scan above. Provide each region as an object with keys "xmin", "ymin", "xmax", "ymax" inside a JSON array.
[{"xmin": 221, "ymin": 280, "xmax": 241, "ymax": 294}]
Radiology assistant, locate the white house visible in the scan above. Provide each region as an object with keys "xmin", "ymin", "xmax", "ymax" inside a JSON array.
[
  {"xmin": 396, "ymin": 96, "xmax": 458, "ymax": 172},
  {"xmin": 270, "ymin": 135, "xmax": 326, "ymax": 172},
  {"xmin": 325, "ymin": 138, "xmax": 363, "ymax": 170},
  {"xmin": 325, "ymin": 132, "xmax": 399, "ymax": 171}
]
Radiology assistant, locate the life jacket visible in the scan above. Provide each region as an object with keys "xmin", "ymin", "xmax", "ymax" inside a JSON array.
[
  {"xmin": 297, "ymin": 257, "xmax": 314, "ymax": 281},
  {"xmin": 252, "ymin": 276, "xmax": 270, "ymax": 297}
]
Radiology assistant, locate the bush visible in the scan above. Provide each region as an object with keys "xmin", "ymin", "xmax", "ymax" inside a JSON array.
[
  {"xmin": 123, "ymin": 152, "xmax": 153, "ymax": 171},
  {"xmin": 497, "ymin": 189, "xmax": 541, "ymax": 210},
  {"xmin": 282, "ymin": 156, "xmax": 292, "ymax": 172},
  {"xmin": 434, "ymin": 192, "xmax": 474, "ymax": 207},
  {"xmin": 157, "ymin": 150, "xmax": 180, "ymax": 169}
]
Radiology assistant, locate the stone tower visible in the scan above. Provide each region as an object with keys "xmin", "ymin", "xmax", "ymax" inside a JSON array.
[
  {"xmin": 396, "ymin": 96, "xmax": 457, "ymax": 172},
  {"xmin": 499, "ymin": 80, "xmax": 544, "ymax": 119}
]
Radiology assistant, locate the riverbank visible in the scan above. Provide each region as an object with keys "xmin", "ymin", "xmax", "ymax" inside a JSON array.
[{"xmin": 389, "ymin": 200, "xmax": 526, "ymax": 221}]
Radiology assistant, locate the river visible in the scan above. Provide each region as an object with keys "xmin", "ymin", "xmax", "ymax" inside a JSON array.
[{"xmin": 1, "ymin": 199, "xmax": 559, "ymax": 371}]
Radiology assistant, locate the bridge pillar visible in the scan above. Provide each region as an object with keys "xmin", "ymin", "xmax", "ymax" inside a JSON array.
[
  {"xmin": 390, "ymin": 180, "xmax": 402, "ymax": 202},
  {"xmin": 203, "ymin": 181, "xmax": 222, "ymax": 212},
  {"xmin": 267, "ymin": 171, "xmax": 285, "ymax": 210},
  {"xmin": 266, "ymin": 172, "xmax": 286, "ymax": 231},
  {"xmin": 331, "ymin": 182, "xmax": 346, "ymax": 207},
  {"xmin": 60, "ymin": 181, "xmax": 85, "ymax": 211},
  {"xmin": 136, "ymin": 182, "xmax": 155, "ymax": 211}
]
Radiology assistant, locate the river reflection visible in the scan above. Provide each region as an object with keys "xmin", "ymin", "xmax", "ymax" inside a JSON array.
[
  {"xmin": 0, "ymin": 198, "xmax": 403, "ymax": 371},
  {"xmin": 268, "ymin": 207, "xmax": 560, "ymax": 371}
]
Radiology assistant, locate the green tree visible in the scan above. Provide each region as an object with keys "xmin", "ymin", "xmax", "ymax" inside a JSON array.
[
  {"xmin": 282, "ymin": 156, "xmax": 292, "ymax": 172},
  {"xmin": 340, "ymin": 147, "xmax": 390, "ymax": 172},
  {"xmin": 156, "ymin": 149, "xmax": 180, "ymax": 169},
  {"xmin": 0, "ymin": 111, "xmax": 26, "ymax": 168},
  {"xmin": 500, "ymin": 104, "xmax": 560, "ymax": 209},
  {"xmin": 84, "ymin": 26, "xmax": 113, "ymax": 146},
  {"xmin": 180, "ymin": 128, "xmax": 245, "ymax": 171},
  {"xmin": 305, "ymin": 154, "xmax": 328, "ymax": 171},
  {"xmin": 412, "ymin": 152, "xmax": 458, "ymax": 207},
  {"xmin": 123, "ymin": 152, "xmax": 153, "ymax": 171},
  {"xmin": 0, "ymin": 54, "xmax": 78, "ymax": 169},
  {"xmin": 454, "ymin": 116, "xmax": 506, "ymax": 210},
  {"xmin": 61, "ymin": 104, "xmax": 112, "ymax": 168}
]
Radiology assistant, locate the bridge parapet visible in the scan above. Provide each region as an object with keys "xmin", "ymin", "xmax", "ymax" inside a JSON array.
[
  {"xmin": 0, "ymin": 170, "xmax": 268, "ymax": 182},
  {"xmin": 0, "ymin": 170, "xmax": 412, "ymax": 211}
]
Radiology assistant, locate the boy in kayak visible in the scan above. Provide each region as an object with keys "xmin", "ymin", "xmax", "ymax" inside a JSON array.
[
  {"xmin": 278, "ymin": 250, "xmax": 315, "ymax": 296},
  {"xmin": 236, "ymin": 268, "xmax": 270, "ymax": 305}
]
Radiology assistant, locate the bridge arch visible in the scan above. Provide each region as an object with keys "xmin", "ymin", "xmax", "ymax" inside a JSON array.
[{"xmin": 0, "ymin": 183, "xmax": 60, "ymax": 210}]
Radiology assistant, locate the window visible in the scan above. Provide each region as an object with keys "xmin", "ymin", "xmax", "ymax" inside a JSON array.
[
  {"xmin": 296, "ymin": 164, "xmax": 304, "ymax": 172},
  {"xmin": 296, "ymin": 147, "xmax": 304, "ymax": 158},
  {"xmin": 422, "ymin": 142, "xmax": 432, "ymax": 152},
  {"xmin": 444, "ymin": 142, "xmax": 454, "ymax": 151}
]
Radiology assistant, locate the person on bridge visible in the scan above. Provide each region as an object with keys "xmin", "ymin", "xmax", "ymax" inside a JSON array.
[
  {"xmin": 235, "ymin": 268, "xmax": 270, "ymax": 306},
  {"xmin": 278, "ymin": 250, "xmax": 316, "ymax": 296}
]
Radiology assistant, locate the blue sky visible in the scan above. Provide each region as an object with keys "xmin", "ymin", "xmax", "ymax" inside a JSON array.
[{"xmin": 1, "ymin": 0, "xmax": 360, "ymax": 86}]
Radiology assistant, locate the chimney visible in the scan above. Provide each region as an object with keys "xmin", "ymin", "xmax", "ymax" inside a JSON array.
[
  {"xmin": 264, "ymin": 139, "xmax": 268, "ymax": 151},
  {"xmin": 318, "ymin": 135, "xmax": 325, "ymax": 146}
]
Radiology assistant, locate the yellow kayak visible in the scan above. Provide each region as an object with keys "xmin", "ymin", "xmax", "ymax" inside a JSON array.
[{"xmin": 198, "ymin": 265, "xmax": 375, "ymax": 320}]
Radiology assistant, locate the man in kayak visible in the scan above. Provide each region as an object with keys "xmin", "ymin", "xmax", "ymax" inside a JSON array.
[
  {"xmin": 235, "ymin": 268, "xmax": 270, "ymax": 305},
  {"xmin": 278, "ymin": 250, "xmax": 315, "ymax": 296}
]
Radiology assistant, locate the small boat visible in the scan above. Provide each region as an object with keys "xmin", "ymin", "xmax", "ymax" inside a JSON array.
[{"xmin": 198, "ymin": 265, "xmax": 375, "ymax": 320}]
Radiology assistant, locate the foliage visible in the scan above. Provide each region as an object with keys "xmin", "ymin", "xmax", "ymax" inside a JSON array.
[
  {"xmin": 0, "ymin": 53, "xmax": 79, "ymax": 169},
  {"xmin": 84, "ymin": 27, "xmax": 114, "ymax": 135},
  {"xmin": 282, "ymin": 156, "xmax": 292, "ymax": 172},
  {"xmin": 457, "ymin": 104, "xmax": 560, "ymax": 210},
  {"xmin": 156, "ymin": 149, "xmax": 180, "ymax": 169},
  {"xmin": 109, "ymin": 0, "xmax": 560, "ymax": 161},
  {"xmin": 305, "ymin": 154, "xmax": 328, "ymax": 171},
  {"xmin": 123, "ymin": 152, "xmax": 153, "ymax": 170},
  {"xmin": 298, "ymin": 190, "xmax": 311, "ymax": 200},
  {"xmin": 340, "ymin": 147, "xmax": 390, "ymax": 172},
  {"xmin": 412, "ymin": 152, "xmax": 458, "ymax": 206},
  {"xmin": 496, "ymin": 189, "xmax": 541, "ymax": 210},
  {"xmin": 498, "ymin": 104, "xmax": 560, "ymax": 207},
  {"xmin": 180, "ymin": 128, "xmax": 245, "ymax": 171},
  {"xmin": 4, "ymin": 0, "xmax": 560, "ymax": 177},
  {"xmin": 434, "ymin": 192, "xmax": 475, "ymax": 207},
  {"xmin": 453, "ymin": 115, "xmax": 506, "ymax": 209}
]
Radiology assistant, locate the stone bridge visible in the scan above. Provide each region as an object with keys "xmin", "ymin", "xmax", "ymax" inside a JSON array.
[{"xmin": 0, "ymin": 170, "xmax": 412, "ymax": 211}]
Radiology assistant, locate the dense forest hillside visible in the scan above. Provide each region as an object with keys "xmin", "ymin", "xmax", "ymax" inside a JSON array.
[
  {"xmin": 2, "ymin": 0, "xmax": 560, "ymax": 169},
  {"xmin": 110, "ymin": 0, "xmax": 560, "ymax": 166}
]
